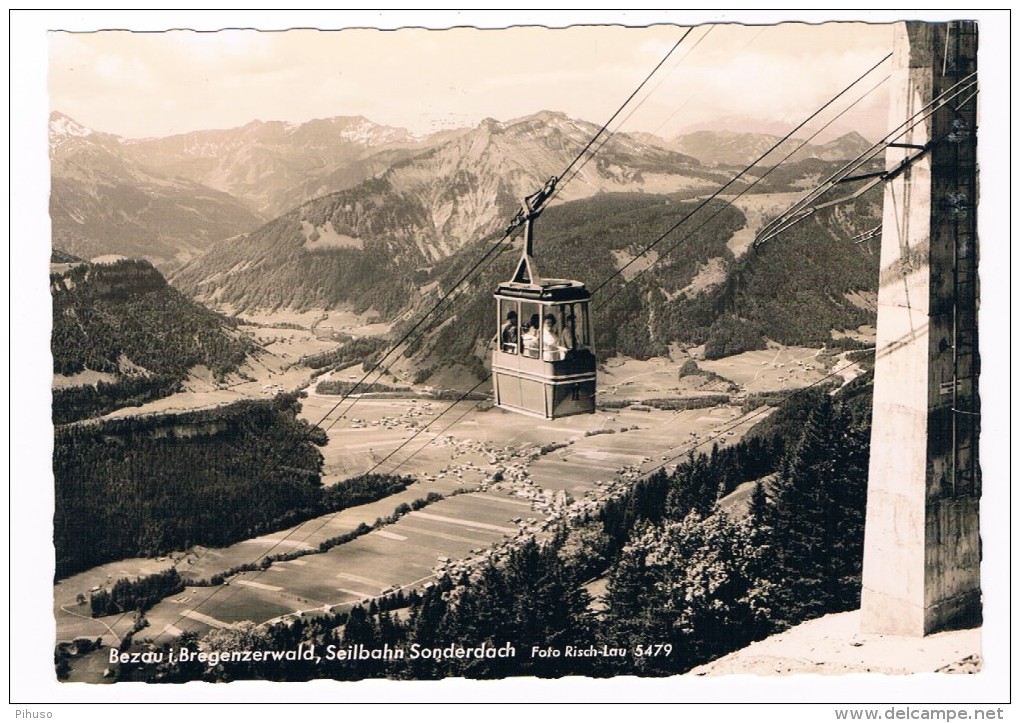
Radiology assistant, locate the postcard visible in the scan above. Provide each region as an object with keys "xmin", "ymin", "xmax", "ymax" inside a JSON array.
[{"xmin": 9, "ymin": 9, "xmax": 1011, "ymax": 714}]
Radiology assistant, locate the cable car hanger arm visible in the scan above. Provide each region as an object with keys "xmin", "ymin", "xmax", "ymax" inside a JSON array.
[
  {"xmin": 505, "ymin": 176, "xmax": 558, "ymax": 235},
  {"xmin": 751, "ymin": 70, "xmax": 978, "ymax": 252},
  {"xmin": 753, "ymin": 142, "xmax": 930, "ymax": 249}
]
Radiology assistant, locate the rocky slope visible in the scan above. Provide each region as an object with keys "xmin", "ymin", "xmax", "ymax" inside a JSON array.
[
  {"xmin": 49, "ymin": 113, "xmax": 265, "ymax": 267},
  {"xmin": 121, "ymin": 115, "xmax": 428, "ymax": 217},
  {"xmin": 169, "ymin": 111, "xmax": 723, "ymax": 315}
]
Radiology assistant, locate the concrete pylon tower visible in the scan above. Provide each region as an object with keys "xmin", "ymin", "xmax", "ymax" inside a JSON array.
[{"xmin": 860, "ymin": 21, "xmax": 980, "ymax": 636}]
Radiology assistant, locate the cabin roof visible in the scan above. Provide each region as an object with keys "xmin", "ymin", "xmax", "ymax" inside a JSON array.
[{"xmin": 495, "ymin": 278, "xmax": 591, "ymax": 301}]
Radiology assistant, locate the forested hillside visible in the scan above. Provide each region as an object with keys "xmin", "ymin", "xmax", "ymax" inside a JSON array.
[
  {"xmin": 401, "ymin": 184, "xmax": 880, "ymax": 382},
  {"xmin": 53, "ymin": 395, "xmax": 328, "ymax": 578},
  {"xmin": 401, "ymin": 192, "xmax": 743, "ymax": 381},
  {"xmin": 51, "ymin": 257, "xmax": 257, "ymax": 422},
  {"xmin": 657, "ymin": 191, "xmax": 881, "ymax": 353},
  {"xmin": 170, "ymin": 182, "xmax": 423, "ymax": 318}
]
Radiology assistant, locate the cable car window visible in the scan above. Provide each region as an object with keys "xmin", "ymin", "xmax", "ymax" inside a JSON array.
[
  {"xmin": 498, "ymin": 298, "xmax": 519, "ymax": 354},
  {"xmin": 557, "ymin": 304, "xmax": 580, "ymax": 352},
  {"xmin": 541, "ymin": 311, "xmax": 566, "ymax": 361},
  {"xmin": 520, "ymin": 302, "xmax": 541, "ymax": 359},
  {"xmin": 550, "ymin": 302, "xmax": 589, "ymax": 352},
  {"xmin": 580, "ymin": 303, "xmax": 591, "ymax": 348}
]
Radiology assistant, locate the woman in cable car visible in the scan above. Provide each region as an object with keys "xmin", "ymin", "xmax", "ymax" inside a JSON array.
[{"xmin": 491, "ymin": 179, "xmax": 596, "ymax": 419}]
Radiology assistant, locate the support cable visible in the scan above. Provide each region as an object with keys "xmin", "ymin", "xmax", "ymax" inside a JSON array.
[
  {"xmin": 591, "ymin": 52, "xmax": 892, "ymax": 297},
  {"xmin": 752, "ymin": 72, "xmax": 977, "ymax": 248},
  {"xmin": 594, "ymin": 70, "xmax": 892, "ymax": 310},
  {"xmin": 328, "ymin": 56, "xmax": 897, "ymax": 489},
  {"xmin": 346, "ymin": 66, "xmax": 895, "ymax": 484}
]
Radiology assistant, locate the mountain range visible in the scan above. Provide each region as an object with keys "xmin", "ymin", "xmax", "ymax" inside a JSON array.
[
  {"xmin": 666, "ymin": 130, "xmax": 875, "ymax": 167},
  {"xmin": 49, "ymin": 111, "xmax": 875, "ymax": 270},
  {"xmin": 120, "ymin": 115, "xmax": 426, "ymax": 217},
  {"xmin": 167, "ymin": 111, "xmax": 725, "ymax": 315},
  {"xmin": 49, "ymin": 113, "xmax": 265, "ymax": 267},
  {"xmin": 50, "ymin": 109, "xmax": 881, "ymax": 388}
]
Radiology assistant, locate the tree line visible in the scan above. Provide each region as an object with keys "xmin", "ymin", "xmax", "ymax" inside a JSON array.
[
  {"xmin": 51, "ymin": 258, "xmax": 255, "ymax": 421},
  {"xmin": 89, "ymin": 569, "xmax": 185, "ymax": 618},
  {"xmin": 52, "ymin": 374, "xmax": 182, "ymax": 425}
]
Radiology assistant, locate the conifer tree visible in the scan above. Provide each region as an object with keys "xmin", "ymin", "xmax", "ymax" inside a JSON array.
[
  {"xmin": 766, "ymin": 395, "xmax": 869, "ymax": 624},
  {"xmin": 748, "ymin": 479, "xmax": 770, "ymax": 529}
]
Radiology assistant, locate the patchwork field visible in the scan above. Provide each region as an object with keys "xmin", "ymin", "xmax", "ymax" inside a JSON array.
[
  {"xmin": 55, "ymin": 394, "xmax": 771, "ymax": 647},
  {"xmin": 55, "ymin": 338, "xmax": 856, "ymax": 651},
  {"xmin": 697, "ymin": 344, "xmax": 832, "ymax": 393}
]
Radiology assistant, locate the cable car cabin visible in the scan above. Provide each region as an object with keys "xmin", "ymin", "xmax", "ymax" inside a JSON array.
[
  {"xmin": 492, "ymin": 177, "xmax": 596, "ymax": 419},
  {"xmin": 492, "ymin": 280, "xmax": 596, "ymax": 418}
]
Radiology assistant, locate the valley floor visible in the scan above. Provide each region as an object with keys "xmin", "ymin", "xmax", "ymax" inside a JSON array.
[
  {"xmin": 54, "ymin": 399, "xmax": 764, "ymax": 648},
  {"xmin": 53, "ymin": 322, "xmax": 869, "ymax": 682}
]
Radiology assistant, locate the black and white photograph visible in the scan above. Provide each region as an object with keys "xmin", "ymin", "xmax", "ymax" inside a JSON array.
[{"xmin": 9, "ymin": 9, "xmax": 1011, "ymax": 714}]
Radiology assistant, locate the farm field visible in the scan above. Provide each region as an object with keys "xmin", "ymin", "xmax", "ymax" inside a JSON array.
[
  {"xmin": 55, "ymin": 338, "xmax": 856, "ymax": 651},
  {"xmin": 219, "ymin": 306, "xmax": 393, "ymax": 339},
  {"xmin": 55, "ymin": 393, "xmax": 769, "ymax": 646},
  {"xmin": 698, "ymin": 345, "xmax": 833, "ymax": 393},
  {"xmin": 598, "ymin": 353, "xmax": 693, "ymax": 400},
  {"xmin": 54, "ymin": 556, "xmax": 179, "ymax": 646},
  {"xmin": 588, "ymin": 343, "xmax": 844, "ymax": 401}
]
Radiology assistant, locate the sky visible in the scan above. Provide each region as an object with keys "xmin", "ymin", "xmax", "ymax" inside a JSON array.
[{"xmin": 48, "ymin": 17, "xmax": 897, "ymax": 142}]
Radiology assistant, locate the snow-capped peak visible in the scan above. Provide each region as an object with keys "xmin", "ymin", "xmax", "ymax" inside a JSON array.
[{"xmin": 50, "ymin": 112, "xmax": 93, "ymax": 138}]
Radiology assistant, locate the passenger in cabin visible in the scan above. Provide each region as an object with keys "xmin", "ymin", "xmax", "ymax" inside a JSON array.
[
  {"xmin": 500, "ymin": 310, "xmax": 518, "ymax": 353},
  {"xmin": 542, "ymin": 313, "xmax": 567, "ymax": 361},
  {"xmin": 522, "ymin": 314, "xmax": 540, "ymax": 357},
  {"xmin": 559, "ymin": 312, "xmax": 578, "ymax": 352}
]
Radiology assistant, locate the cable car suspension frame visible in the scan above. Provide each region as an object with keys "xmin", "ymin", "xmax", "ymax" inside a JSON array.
[{"xmin": 752, "ymin": 72, "xmax": 977, "ymax": 250}]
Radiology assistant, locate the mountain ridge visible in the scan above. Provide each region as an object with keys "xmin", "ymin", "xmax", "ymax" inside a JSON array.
[
  {"xmin": 119, "ymin": 115, "xmax": 427, "ymax": 216},
  {"xmin": 168, "ymin": 111, "xmax": 724, "ymax": 315},
  {"xmin": 669, "ymin": 129, "xmax": 875, "ymax": 167},
  {"xmin": 49, "ymin": 113, "xmax": 265, "ymax": 267}
]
